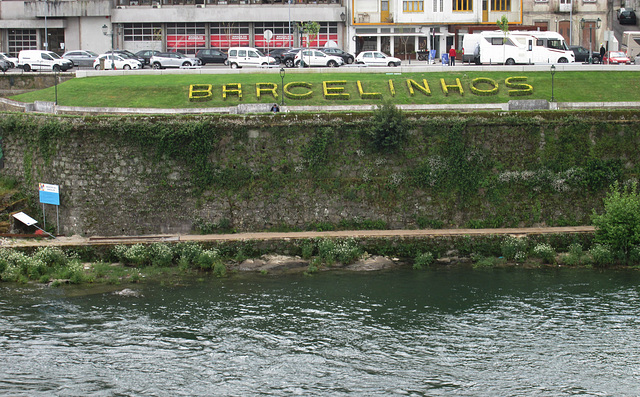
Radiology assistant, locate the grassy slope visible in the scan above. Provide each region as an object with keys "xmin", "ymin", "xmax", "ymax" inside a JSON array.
[{"xmin": 9, "ymin": 70, "xmax": 640, "ymax": 108}]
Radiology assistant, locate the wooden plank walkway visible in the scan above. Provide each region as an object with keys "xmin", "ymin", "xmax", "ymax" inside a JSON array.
[{"xmin": 1, "ymin": 226, "xmax": 595, "ymax": 248}]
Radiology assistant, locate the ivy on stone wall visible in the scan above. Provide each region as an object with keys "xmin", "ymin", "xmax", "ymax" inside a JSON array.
[{"xmin": 1, "ymin": 111, "xmax": 639, "ymax": 232}]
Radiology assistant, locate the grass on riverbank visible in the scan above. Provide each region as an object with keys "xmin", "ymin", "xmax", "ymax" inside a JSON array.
[
  {"xmin": 1, "ymin": 233, "xmax": 634, "ymax": 287},
  {"xmin": 9, "ymin": 70, "xmax": 640, "ymax": 108}
]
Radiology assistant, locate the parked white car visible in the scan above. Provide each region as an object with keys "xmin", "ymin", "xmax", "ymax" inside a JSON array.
[
  {"xmin": 355, "ymin": 51, "xmax": 402, "ymax": 67},
  {"xmin": 150, "ymin": 52, "xmax": 201, "ymax": 69},
  {"xmin": 294, "ymin": 49, "xmax": 343, "ymax": 67},
  {"xmin": 0, "ymin": 52, "xmax": 18, "ymax": 68},
  {"xmin": 227, "ymin": 47, "xmax": 275, "ymax": 68},
  {"xmin": 93, "ymin": 53, "xmax": 142, "ymax": 70}
]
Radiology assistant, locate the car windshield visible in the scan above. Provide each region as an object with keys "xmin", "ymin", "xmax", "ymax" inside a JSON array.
[
  {"xmin": 49, "ymin": 52, "xmax": 62, "ymax": 59},
  {"xmin": 87, "ymin": 51, "xmax": 98, "ymax": 56},
  {"xmin": 610, "ymin": 52, "xmax": 625, "ymax": 57}
]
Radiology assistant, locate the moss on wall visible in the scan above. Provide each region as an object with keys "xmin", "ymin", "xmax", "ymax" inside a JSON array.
[{"xmin": 1, "ymin": 110, "xmax": 639, "ymax": 236}]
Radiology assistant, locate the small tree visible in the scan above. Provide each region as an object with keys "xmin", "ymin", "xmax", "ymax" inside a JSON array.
[
  {"xmin": 591, "ymin": 181, "xmax": 640, "ymax": 262},
  {"xmin": 368, "ymin": 101, "xmax": 408, "ymax": 152},
  {"xmin": 497, "ymin": 15, "xmax": 509, "ymax": 63},
  {"xmin": 297, "ymin": 21, "xmax": 320, "ymax": 67}
]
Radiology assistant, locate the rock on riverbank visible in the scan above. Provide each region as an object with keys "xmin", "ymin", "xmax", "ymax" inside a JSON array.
[{"xmin": 232, "ymin": 254, "xmax": 402, "ymax": 273}]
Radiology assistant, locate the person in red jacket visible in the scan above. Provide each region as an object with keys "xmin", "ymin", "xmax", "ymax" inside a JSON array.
[{"xmin": 449, "ymin": 47, "xmax": 457, "ymax": 66}]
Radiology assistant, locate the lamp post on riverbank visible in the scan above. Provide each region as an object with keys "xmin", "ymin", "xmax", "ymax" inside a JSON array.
[
  {"xmin": 280, "ymin": 67, "xmax": 285, "ymax": 106},
  {"xmin": 101, "ymin": 24, "xmax": 116, "ymax": 70},
  {"xmin": 550, "ymin": 64, "xmax": 556, "ymax": 102}
]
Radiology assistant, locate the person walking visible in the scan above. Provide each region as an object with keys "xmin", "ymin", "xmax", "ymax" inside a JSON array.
[
  {"xmin": 599, "ymin": 43, "xmax": 606, "ymax": 63},
  {"xmin": 449, "ymin": 47, "xmax": 457, "ymax": 66}
]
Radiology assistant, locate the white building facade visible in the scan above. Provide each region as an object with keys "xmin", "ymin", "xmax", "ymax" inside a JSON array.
[
  {"xmin": 0, "ymin": 0, "xmax": 348, "ymax": 56},
  {"xmin": 347, "ymin": 0, "xmax": 524, "ymax": 59},
  {"xmin": 523, "ymin": 0, "xmax": 611, "ymax": 51},
  {"xmin": 0, "ymin": 0, "xmax": 613, "ymax": 58}
]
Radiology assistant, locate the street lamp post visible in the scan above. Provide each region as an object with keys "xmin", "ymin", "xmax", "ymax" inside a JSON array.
[
  {"xmin": 580, "ymin": 17, "xmax": 602, "ymax": 64},
  {"xmin": 279, "ymin": 67, "xmax": 285, "ymax": 106},
  {"xmin": 550, "ymin": 64, "xmax": 556, "ymax": 102},
  {"xmin": 54, "ymin": 68, "xmax": 58, "ymax": 105},
  {"xmin": 101, "ymin": 24, "xmax": 116, "ymax": 70}
]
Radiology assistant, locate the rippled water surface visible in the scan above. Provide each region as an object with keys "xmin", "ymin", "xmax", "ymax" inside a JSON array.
[{"xmin": 2, "ymin": 268, "xmax": 640, "ymax": 396}]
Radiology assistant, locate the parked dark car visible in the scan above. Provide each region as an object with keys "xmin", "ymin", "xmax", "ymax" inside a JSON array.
[
  {"xmin": 318, "ymin": 47, "xmax": 355, "ymax": 64},
  {"xmin": 569, "ymin": 45, "xmax": 601, "ymax": 63},
  {"xmin": 619, "ymin": 10, "xmax": 637, "ymax": 25},
  {"xmin": 135, "ymin": 50, "xmax": 161, "ymax": 66},
  {"xmin": 113, "ymin": 50, "xmax": 146, "ymax": 67},
  {"xmin": 195, "ymin": 48, "xmax": 227, "ymax": 65},
  {"xmin": 267, "ymin": 48, "xmax": 291, "ymax": 64},
  {"xmin": 282, "ymin": 48, "xmax": 303, "ymax": 68},
  {"xmin": 0, "ymin": 59, "xmax": 9, "ymax": 72},
  {"xmin": 62, "ymin": 50, "xmax": 99, "ymax": 67}
]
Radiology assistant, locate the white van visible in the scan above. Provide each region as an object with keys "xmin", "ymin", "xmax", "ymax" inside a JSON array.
[
  {"xmin": 226, "ymin": 47, "xmax": 275, "ymax": 68},
  {"xmin": 18, "ymin": 50, "xmax": 74, "ymax": 72},
  {"xmin": 463, "ymin": 31, "xmax": 574, "ymax": 65}
]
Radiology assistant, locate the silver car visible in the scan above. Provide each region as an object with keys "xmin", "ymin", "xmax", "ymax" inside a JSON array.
[
  {"xmin": 62, "ymin": 50, "xmax": 99, "ymax": 67},
  {"xmin": 150, "ymin": 52, "xmax": 201, "ymax": 69}
]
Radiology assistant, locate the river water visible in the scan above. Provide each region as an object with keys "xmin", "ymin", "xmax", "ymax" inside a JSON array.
[{"xmin": 1, "ymin": 268, "xmax": 640, "ymax": 396}]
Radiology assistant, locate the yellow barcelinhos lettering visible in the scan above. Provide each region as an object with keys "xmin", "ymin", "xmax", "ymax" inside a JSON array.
[{"xmin": 189, "ymin": 84, "xmax": 213, "ymax": 102}]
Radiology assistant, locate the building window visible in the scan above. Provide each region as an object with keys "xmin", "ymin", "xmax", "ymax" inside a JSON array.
[
  {"xmin": 210, "ymin": 23, "xmax": 250, "ymax": 49},
  {"xmin": 8, "ymin": 29, "xmax": 37, "ymax": 56},
  {"xmin": 166, "ymin": 23, "xmax": 206, "ymax": 55},
  {"xmin": 403, "ymin": 0, "xmax": 423, "ymax": 12},
  {"xmin": 255, "ymin": 22, "xmax": 292, "ymax": 49},
  {"xmin": 491, "ymin": 0, "xmax": 510, "ymax": 11},
  {"xmin": 123, "ymin": 23, "xmax": 163, "ymax": 42},
  {"xmin": 453, "ymin": 0, "xmax": 472, "ymax": 11},
  {"xmin": 300, "ymin": 22, "xmax": 338, "ymax": 47}
]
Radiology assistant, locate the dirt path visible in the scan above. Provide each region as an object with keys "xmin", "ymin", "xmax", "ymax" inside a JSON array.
[{"xmin": 0, "ymin": 226, "xmax": 595, "ymax": 248}]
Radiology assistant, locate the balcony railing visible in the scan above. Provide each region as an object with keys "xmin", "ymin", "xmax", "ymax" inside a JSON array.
[{"xmin": 119, "ymin": 0, "xmax": 340, "ymax": 5}]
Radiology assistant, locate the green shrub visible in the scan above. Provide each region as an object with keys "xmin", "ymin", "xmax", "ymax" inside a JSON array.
[
  {"xmin": 473, "ymin": 256, "xmax": 506, "ymax": 268},
  {"xmin": 317, "ymin": 238, "xmax": 362, "ymax": 265},
  {"xmin": 532, "ymin": 243, "xmax": 556, "ymax": 264},
  {"xmin": 123, "ymin": 244, "xmax": 150, "ymax": 266},
  {"xmin": 176, "ymin": 242, "xmax": 204, "ymax": 268},
  {"xmin": 413, "ymin": 252, "xmax": 434, "ymax": 270},
  {"xmin": 33, "ymin": 247, "xmax": 69, "ymax": 267},
  {"xmin": 112, "ymin": 245, "xmax": 129, "ymax": 263},
  {"xmin": 367, "ymin": 101, "xmax": 408, "ymax": 152},
  {"xmin": 592, "ymin": 181, "xmax": 640, "ymax": 262},
  {"xmin": 301, "ymin": 240, "xmax": 315, "ymax": 260},
  {"xmin": 197, "ymin": 249, "xmax": 220, "ymax": 270},
  {"xmin": 514, "ymin": 251, "xmax": 528, "ymax": 262},
  {"xmin": 149, "ymin": 243, "xmax": 174, "ymax": 267},
  {"xmin": 561, "ymin": 243, "xmax": 585, "ymax": 266},
  {"xmin": 589, "ymin": 244, "xmax": 614, "ymax": 267},
  {"xmin": 629, "ymin": 245, "xmax": 640, "ymax": 265},
  {"xmin": 213, "ymin": 262, "xmax": 227, "ymax": 277},
  {"xmin": 501, "ymin": 236, "xmax": 527, "ymax": 260}
]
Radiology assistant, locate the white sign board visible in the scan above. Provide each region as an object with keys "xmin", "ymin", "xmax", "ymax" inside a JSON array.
[
  {"xmin": 13, "ymin": 212, "xmax": 38, "ymax": 226},
  {"xmin": 264, "ymin": 29, "xmax": 273, "ymax": 43}
]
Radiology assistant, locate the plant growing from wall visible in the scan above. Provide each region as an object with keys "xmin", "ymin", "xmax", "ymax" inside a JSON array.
[{"xmin": 366, "ymin": 100, "xmax": 408, "ymax": 152}]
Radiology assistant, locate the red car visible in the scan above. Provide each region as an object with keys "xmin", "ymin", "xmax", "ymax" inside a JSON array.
[{"xmin": 603, "ymin": 51, "xmax": 631, "ymax": 64}]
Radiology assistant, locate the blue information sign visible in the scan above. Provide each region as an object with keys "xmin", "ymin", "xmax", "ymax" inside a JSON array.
[{"xmin": 39, "ymin": 183, "xmax": 60, "ymax": 206}]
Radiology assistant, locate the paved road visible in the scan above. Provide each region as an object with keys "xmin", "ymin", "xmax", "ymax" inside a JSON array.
[{"xmin": 1, "ymin": 226, "xmax": 595, "ymax": 248}]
